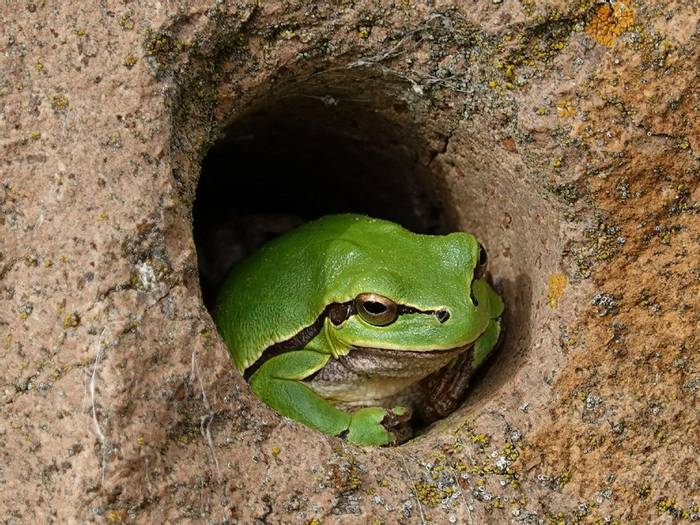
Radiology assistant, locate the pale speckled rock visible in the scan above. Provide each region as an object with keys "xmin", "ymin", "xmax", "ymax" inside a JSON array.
[{"xmin": 1, "ymin": 1, "xmax": 698, "ymax": 523}]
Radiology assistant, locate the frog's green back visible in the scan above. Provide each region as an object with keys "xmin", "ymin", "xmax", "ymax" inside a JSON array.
[{"xmin": 214, "ymin": 214, "xmax": 480, "ymax": 371}]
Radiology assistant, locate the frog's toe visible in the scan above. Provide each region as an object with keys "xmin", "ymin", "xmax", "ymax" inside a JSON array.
[
  {"xmin": 382, "ymin": 405, "xmax": 412, "ymax": 428},
  {"xmin": 347, "ymin": 407, "xmax": 391, "ymax": 446}
]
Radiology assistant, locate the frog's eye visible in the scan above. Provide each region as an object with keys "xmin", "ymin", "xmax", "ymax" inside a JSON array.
[
  {"xmin": 475, "ymin": 243, "xmax": 488, "ymax": 279},
  {"xmin": 354, "ymin": 293, "xmax": 399, "ymax": 326}
]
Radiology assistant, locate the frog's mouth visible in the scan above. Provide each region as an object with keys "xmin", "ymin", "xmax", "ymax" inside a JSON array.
[{"xmin": 310, "ymin": 344, "xmax": 471, "ymax": 381}]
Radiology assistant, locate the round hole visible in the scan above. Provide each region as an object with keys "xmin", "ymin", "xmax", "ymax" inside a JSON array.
[{"xmin": 190, "ymin": 73, "xmax": 565, "ymax": 444}]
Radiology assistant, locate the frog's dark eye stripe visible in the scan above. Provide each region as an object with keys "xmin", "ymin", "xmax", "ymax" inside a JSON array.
[
  {"xmin": 245, "ymin": 301, "xmax": 352, "ymax": 379},
  {"xmin": 328, "ymin": 302, "xmax": 353, "ymax": 326},
  {"xmin": 397, "ymin": 305, "xmax": 450, "ymax": 324},
  {"xmin": 245, "ymin": 298, "xmax": 450, "ymax": 379}
]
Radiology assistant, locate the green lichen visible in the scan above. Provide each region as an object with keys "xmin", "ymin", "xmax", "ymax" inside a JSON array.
[
  {"xmin": 413, "ymin": 480, "xmax": 446, "ymax": 507},
  {"xmin": 143, "ymin": 29, "xmax": 187, "ymax": 70},
  {"xmin": 50, "ymin": 93, "xmax": 69, "ymax": 112},
  {"xmin": 123, "ymin": 54, "xmax": 139, "ymax": 69},
  {"xmin": 118, "ymin": 11, "xmax": 135, "ymax": 31},
  {"xmin": 63, "ymin": 312, "xmax": 81, "ymax": 329}
]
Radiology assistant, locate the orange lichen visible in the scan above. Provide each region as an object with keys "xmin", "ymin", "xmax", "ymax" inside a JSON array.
[
  {"xmin": 547, "ymin": 273, "xmax": 568, "ymax": 309},
  {"xmin": 556, "ymin": 99, "xmax": 576, "ymax": 118},
  {"xmin": 586, "ymin": 0, "xmax": 634, "ymax": 47},
  {"xmin": 106, "ymin": 510, "xmax": 126, "ymax": 524}
]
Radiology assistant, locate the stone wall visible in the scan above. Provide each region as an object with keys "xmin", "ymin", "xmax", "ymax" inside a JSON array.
[{"xmin": 1, "ymin": 1, "xmax": 698, "ymax": 522}]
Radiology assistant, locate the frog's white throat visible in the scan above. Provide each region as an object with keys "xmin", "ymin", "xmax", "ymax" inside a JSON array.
[{"xmin": 304, "ymin": 343, "xmax": 473, "ymax": 407}]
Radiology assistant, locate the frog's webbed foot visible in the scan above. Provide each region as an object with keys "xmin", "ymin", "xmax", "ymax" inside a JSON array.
[
  {"xmin": 346, "ymin": 405, "xmax": 415, "ymax": 446},
  {"xmin": 347, "ymin": 407, "xmax": 391, "ymax": 446},
  {"xmin": 380, "ymin": 405, "xmax": 414, "ymax": 445}
]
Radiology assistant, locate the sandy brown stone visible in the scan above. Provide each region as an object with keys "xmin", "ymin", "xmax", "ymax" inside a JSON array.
[{"xmin": 1, "ymin": 1, "xmax": 698, "ymax": 523}]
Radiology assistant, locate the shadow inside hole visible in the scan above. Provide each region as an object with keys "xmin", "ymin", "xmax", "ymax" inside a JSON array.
[
  {"xmin": 194, "ymin": 95, "xmax": 450, "ymax": 308},
  {"xmin": 460, "ymin": 273, "xmax": 532, "ymax": 401}
]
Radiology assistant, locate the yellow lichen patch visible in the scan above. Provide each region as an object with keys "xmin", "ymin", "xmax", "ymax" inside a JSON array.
[
  {"xmin": 106, "ymin": 510, "xmax": 126, "ymax": 524},
  {"xmin": 556, "ymin": 99, "xmax": 576, "ymax": 118},
  {"xmin": 50, "ymin": 93, "xmax": 69, "ymax": 111},
  {"xmin": 413, "ymin": 480, "xmax": 444, "ymax": 507},
  {"xmin": 63, "ymin": 311, "xmax": 81, "ymax": 328},
  {"xmin": 118, "ymin": 12, "xmax": 135, "ymax": 31},
  {"xmin": 547, "ymin": 273, "xmax": 567, "ymax": 309},
  {"xmin": 586, "ymin": 0, "xmax": 634, "ymax": 47},
  {"xmin": 279, "ymin": 29, "xmax": 295, "ymax": 39},
  {"xmin": 123, "ymin": 54, "xmax": 138, "ymax": 69}
]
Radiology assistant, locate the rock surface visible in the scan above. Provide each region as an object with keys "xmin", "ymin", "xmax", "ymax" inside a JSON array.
[{"xmin": 1, "ymin": 1, "xmax": 698, "ymax": 523}]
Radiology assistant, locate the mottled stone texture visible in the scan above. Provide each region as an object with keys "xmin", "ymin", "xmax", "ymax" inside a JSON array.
[{"xmin": 1, "ymin": 1, "xmax": 698, "ymax": 523}]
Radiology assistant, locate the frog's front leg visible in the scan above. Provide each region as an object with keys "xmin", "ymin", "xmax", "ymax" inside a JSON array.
[
  {"xmin": 248, "ymin": 350, "xmax": 391, "ymax": 446},
  {"xmin": 472, "ymin": 318, "xmax": 502, "ymax": 369}
]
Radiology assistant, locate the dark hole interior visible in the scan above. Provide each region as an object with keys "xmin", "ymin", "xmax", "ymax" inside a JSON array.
[{"xmin": 193, "ymin": 95, "xmax": 451, "ymax": 307}]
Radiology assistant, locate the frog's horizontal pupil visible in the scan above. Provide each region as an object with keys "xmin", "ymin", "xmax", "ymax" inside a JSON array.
[{"xmin": 363, "ymin": 301, "xmax": 387, "ymax": 314}]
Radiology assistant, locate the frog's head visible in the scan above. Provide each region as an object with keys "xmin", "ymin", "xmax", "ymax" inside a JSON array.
[{"xmin": 323, "ymin": 220, "xmax": 503, "ymax": 354}]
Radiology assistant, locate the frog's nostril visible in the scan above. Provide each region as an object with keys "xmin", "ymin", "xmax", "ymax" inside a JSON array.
[
  {"xmin": 475, "ymin": 243, "xmax": 488, "ymax": 279},
  {"xmin": 436, "ymin": 309, "xmax": 450, "ymax": 323},
  {"xmin": 478, "ymin": 244, "xmax": 488, "ymax": 266}
]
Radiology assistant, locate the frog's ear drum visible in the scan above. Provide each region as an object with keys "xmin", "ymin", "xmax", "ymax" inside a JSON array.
[
  {"xmin": 475, "ymin": 243, "xmax": 488, "ymax": 279},
  {"xmin": 355, "ymin": 293, "xmax": 399, "ymax": 326}
]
